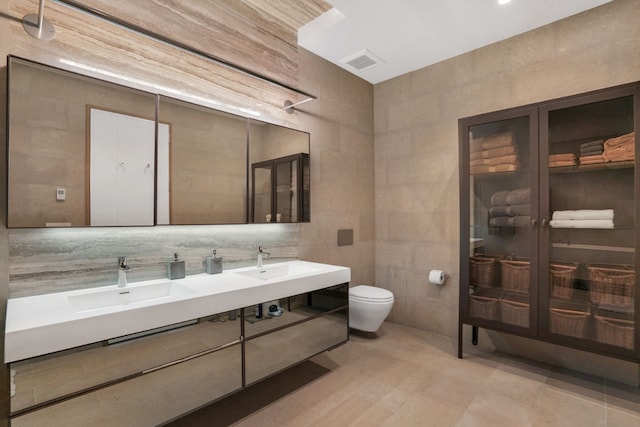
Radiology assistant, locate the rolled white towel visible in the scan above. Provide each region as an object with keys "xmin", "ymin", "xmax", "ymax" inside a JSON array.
[
  {"xmin": 552, "ymin": 209, "xmax": 614, "ymax": 221},
  {"xmin": 549, "ymin": 219, "xmax": 614, "ymax": 229}
]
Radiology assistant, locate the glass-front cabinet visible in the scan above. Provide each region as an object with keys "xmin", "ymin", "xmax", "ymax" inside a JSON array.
[{"xmin": 459, "ymin": 83, "xmax": 639, "ymax": 361}]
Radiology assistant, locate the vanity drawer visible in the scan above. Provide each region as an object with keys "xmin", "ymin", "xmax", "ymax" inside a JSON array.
[
  {"xmin": 10, "ymin": 312, "xmax": 240, "ymax": 415},
  {"xmin": 244, "ymin": 308, "xmax": 348, "ymax": 385},
  {"xmin": 11, "ymin": 344, "xmax": 242, "ymax": 427}
]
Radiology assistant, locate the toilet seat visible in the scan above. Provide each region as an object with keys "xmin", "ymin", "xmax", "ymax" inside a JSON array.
[{"xmin": 349, "ymin": 285, "xmax": 394, "ymax": 303}]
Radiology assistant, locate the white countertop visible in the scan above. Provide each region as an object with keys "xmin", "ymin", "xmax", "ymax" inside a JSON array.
[{"xmin": 5, "ymin": 260, "xmax": 351, "ymax": 363}]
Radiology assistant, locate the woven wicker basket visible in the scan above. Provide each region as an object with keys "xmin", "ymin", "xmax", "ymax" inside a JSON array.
[
  {"xmin": 500, "ymin": 299, "xmax": 529, "ymax": 327},
  {"xmin": 500, "ymin": 260, "xmax": 530, "ymax": 292},
  {"xmin": 470, "ymin": 256, "xmax": 496, "ymax": 288},
  {"xmin": 588, "ymin": 266, "xmax": 634, "ymax": 307},
  {"xmin": 550, "ymin": 263, "xmax": 578, "ymax": 299},
  {"xmin": 550, "ymin": 308, "xmax": 589, "ymax": 339},
  {"xmin": 595, "ymin": 316, "xmax": 634, "ymax": 350},
  {"xmin": 470, "ymin": 295, "xmax": 498, "ymax": 321}
]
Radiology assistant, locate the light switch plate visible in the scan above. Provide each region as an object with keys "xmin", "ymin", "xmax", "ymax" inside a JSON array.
[{"xmin": 56, "ymin": 188, "xmax": 66, "ymax": 201}]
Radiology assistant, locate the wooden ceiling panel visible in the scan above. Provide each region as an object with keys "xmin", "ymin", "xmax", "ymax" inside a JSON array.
[
  {"xmin": 9, "ymin": 0, "xmax": 314, "ymax": 126},
  {"xmin": 61, "ymin": 0, "xmax": 331, "ymax": 87},
  {"xmin": 244, "ymin": 0, "xmax": 332, "ymax": 29}
]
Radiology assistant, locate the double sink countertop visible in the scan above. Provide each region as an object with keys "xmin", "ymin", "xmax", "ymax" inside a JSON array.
[{"xmin": 5, "ymin": 260, "xmax": 351, "ymax": 363}]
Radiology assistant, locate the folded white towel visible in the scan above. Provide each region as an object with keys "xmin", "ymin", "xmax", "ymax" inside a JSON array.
[
  {"xmin": 549, "ymin": 219, "xmax": 614, "ymax": 229},
  {"xmin": 552, "ymin": 209, "xmax": 614, "ymax": 221}
]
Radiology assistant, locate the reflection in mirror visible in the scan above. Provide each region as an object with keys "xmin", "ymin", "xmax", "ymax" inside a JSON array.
[
  {"xmin": 89, "ymin": 108, "xmax": 167, "ymax": 226},
  {"xmin": 157, "ymin": 96, "xmax": 248, "ymax": 225},
  {"xmin": 248, "ymin": 121, "xmax": 310, "ymax": 223},
  {"xmin": 7, "ymin": 57, "xmax": 157, "ymax": 227}
]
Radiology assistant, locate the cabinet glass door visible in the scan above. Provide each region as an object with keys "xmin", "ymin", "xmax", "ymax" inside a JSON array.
[
  {"xmin": 275, "ymin": 158, "xmax": 297, "ymax": 223},
  {"xmin": 252, "ymin": 165, "xmax": 272, "ymax": 223},
  {"xmin": 464, "ymin": 110, "xmax": 538, "ymax": 333},
  {"xmin": 541, "ymin": 90, "xmax": 637, "ymax": 354}
]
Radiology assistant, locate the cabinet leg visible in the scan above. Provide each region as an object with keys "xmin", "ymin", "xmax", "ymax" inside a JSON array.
[
  {"xmin": 472, "ymin": 326, "xmax": 478, "ymax": 345},
  {"xmin": 457, "ymin": 320, "xmax": 463, "ymax": 359}
]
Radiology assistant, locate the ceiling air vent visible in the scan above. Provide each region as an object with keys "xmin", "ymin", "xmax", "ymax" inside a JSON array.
[{"xmin": 340, "ymin": 49, "xmax": 384, "ymax": 72}]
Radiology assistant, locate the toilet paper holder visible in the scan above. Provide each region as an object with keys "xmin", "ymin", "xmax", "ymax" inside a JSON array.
[{"xmin": 429, "ymin": 269, "xmax": 448, "ymax": 285}]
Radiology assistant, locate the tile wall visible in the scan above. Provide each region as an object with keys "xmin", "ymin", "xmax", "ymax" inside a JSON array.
[
  {"xmin": 0, "ymin": 2, "xmax": 373, "ymax": 423},
  {"xmin": 374, "ymin": 0, "xmax": 640, "ymax": 383},
  {"xmin": 2, "ymin": 6, "xmax": 374, "ymax": 297}
]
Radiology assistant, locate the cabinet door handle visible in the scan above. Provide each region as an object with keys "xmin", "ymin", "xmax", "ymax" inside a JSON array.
[
  {"xmin": 531, "ymin": 218, "xmax": 538, "ymax": 227},
  {"xmin": 541, "ymin": 218, "xmax": 549, "ymax": 228}
]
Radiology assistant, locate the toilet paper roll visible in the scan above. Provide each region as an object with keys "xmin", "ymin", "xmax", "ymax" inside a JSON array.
[{"xmin": 429, "ymin": 269, "xmax": 446, "ymax": 285}]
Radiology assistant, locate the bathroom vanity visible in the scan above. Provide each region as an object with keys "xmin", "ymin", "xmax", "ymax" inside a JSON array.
[
  {"xmin": 5, "ymin": 261, "xmax": 350, "ymax": 426},
  {"xmin": 458, "ymin": 81, "xmax": 639, "ymax": 362}
]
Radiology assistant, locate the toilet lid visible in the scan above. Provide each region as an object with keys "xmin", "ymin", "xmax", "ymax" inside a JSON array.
[{"xmin": 350, "ymin": 285, "xmax": 394, "ymax": 302}]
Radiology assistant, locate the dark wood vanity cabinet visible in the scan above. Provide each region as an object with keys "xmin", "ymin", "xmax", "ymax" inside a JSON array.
[{"xmin": 458, "ymin": 82, "xmax": 640, "ymax": 361}]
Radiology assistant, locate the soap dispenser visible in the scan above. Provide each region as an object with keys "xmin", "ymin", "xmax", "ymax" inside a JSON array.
[
  {"xmin": 205, "ymin": 249, "xmax": 223, "ymax": 275},
  {"xmin": 168, "ymin": 253, "xmax": 186, "ymax": 279}
]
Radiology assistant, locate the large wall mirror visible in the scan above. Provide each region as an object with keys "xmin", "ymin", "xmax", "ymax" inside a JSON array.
[
  {"xmin": 8, "ymin": 57, "xmax": 157, "ymax": 227},
  {"xmin": 7, "ymin": 57, "xmax": 309, "ymax": 227},
  {"xmin": 157, "ymin": 96, "xmax": 247, "ymax": 225}
]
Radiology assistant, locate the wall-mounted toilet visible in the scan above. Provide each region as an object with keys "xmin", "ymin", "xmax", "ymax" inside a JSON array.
[{"xmin": 349, "ymin": 285, "xmax": 394, "ymax": 332}]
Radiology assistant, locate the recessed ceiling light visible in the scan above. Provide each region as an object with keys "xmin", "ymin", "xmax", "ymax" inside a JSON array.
[{"xmin": 498, "ymin": 0, "xmax": 512, "ymax": 4}]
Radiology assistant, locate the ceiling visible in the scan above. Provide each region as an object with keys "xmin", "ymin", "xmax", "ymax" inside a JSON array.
[{"xmin": 298, "ymin": 0, "xmax": 612, "ymax": 84}]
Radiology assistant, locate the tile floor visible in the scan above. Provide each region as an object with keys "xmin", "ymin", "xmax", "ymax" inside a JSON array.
[{"xmin": 166, "ymin": 321, "xmax": 640, "ymax": 426}]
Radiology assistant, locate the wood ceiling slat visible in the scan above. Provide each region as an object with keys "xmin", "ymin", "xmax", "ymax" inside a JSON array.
[
  {"xmin": 58, "ymin": 0, "xmax": 331, "ymax": 87},
  {"xmin": 9, "ymin": 0, "xmax": 316, "ymax": 126}
]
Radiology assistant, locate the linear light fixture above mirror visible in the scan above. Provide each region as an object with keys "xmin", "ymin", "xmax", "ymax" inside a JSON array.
[{"xmin": 53, "ymin": 0, "xmax": 317, "ymax": 112}]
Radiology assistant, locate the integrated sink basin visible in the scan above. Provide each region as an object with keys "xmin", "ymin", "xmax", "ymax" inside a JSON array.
[
  {"xmin": 68, "ymin": 281, "xmax": 196, "ymax": 312},
  {"xmin": 5, "ymin": 260, "xmax": 350, "ymax": 363},
  {"xmin": 234, "ymin": 263, "xmax": 320, "ymax": 280}
]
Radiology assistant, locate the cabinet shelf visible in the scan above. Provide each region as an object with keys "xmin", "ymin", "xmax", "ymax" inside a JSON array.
[
  {"xmin": 470, "ymin": 160, "xmax": 635, "ymax": 178},
  {"xmin": 549, "ymin": 295, "xmax": 635, "ymax": 315},
  {"xmin": 549, "ymin": 160, "xmax": 634, "ymax": 174},
  {"xmin": 470, "ymin": 169, "xmax": 531, "ymax": 178},
  {"xmin": 551, "ymin": 242, "xmax": 634, "ymax": 253}
]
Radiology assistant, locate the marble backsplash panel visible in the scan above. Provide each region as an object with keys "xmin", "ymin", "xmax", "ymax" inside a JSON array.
[{"xmin": 8, "ymin": 224, "xmax": 300, "ymax": 298}]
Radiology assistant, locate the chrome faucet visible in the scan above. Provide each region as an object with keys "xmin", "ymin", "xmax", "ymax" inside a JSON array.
[
  {"xmin": 118, "ymin": 257, "xmax": 131, "ymax": 287},
  {"xmin": 257, "ymin": 246, "xmax": 270, "ymax": 268}
]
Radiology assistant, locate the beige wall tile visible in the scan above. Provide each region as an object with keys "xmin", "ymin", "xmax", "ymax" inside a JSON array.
[
  {"xmin": 6, "ymin": 6, "xmax": 374, "ymax": 297},
  {"xmin": 374, "ymin": 0, "xmax": 640, "ymax": 382}
]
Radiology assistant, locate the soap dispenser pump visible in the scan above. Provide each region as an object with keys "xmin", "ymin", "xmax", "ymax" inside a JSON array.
[
  {"xmin": 205, "ymin": 249, "xmax": 223, "ymax": 274},
  {"xmin": 168, "ymin": 253, "xmax": 186, "ymax": 279}
]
